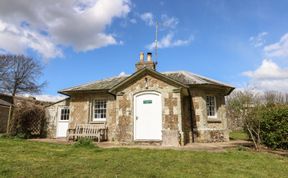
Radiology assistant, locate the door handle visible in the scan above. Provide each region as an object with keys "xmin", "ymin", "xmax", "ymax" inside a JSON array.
[{"xmin": 136, "ymin": 116, "xmax": 139, "ymax": 120}]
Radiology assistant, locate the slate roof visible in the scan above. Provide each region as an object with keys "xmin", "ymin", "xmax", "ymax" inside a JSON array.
[
  {"xmin": 163, "ymin": 71, "xmax": 233, "ymax": 87},
  {"xmin": 60, "ymin": 76, "xmax": 128, "ymax": 93},
  {"xmin": 0, "ymin": 99, "xmax": 11, "ymax": 107},
  {"xmin": 59, "ymin": 71, "xmax": 234, "ymax": 94}
]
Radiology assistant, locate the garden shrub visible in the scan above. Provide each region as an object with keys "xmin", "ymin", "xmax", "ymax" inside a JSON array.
[
  {"xmin": 226, "ymin": 90, "xmax": 288, "ymax": 150},
  {"xmin": 12, "ymin": 101, "xmax": 47, "ymax": 138},
  {"xmin": 74, "ymin": 137, "xmax": 95, "ymax": 148},
  {"xmin": 15, "ymin": 133, "xmax": 27, "ymax": 139},
  {"xmin": 0, "ymin": 133, "xmax": 10, "ymax": 138},
  {"xmin": 260, "ymin": 105, "xmax": 288, "ymax": 150}
]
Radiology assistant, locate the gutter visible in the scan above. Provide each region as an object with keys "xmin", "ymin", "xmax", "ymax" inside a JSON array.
[{"xmin": 58, "ymin": 89, "xmax": 110, "ymax": 96}]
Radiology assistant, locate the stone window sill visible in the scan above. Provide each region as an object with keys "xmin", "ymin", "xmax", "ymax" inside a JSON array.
[
  {"xmin": 207, "ymin": 119, "xmax": 222, "ymax": 123},
  {"xmin": 89, "ymin": 121, "xmax": 106, "ymax": 124}
]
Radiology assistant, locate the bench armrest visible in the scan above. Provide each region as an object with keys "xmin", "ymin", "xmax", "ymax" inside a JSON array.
[{"xmin": 67, "ymin": 128, "xmax": 75, "ymax": 135}]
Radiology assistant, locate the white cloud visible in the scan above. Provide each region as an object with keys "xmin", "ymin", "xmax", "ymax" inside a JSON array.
[
  {"xmin": 243, "ymin": 59, "xmax": 288, "ymax": 79},
  {"xmin": 160, "ymin": 15, "xmax": 179, "ymax": 29},
  {"xmin": 264, "ymin": 33, "xmax": 288, "ymax": 58},
  {"xmin": 22, "ymin": 94, "xmax": 67, "ymax": 102},
  {"xmin": 249, "ymin": 32, "xmax": 268, "ymax": 47},
  {"xmin": 140, "ymin": 12, "xmax": 190, "ymax": 50},
  {"xmin": 146, "ymin": 33, "xmax": 193, "ymax": 50},
  {"xmin": 0, "ymin": 0, "xmax": 131, "ymax": 60},
  {"xmin": 0, "ymin": 20, "xmax": 63, "ymax": 60},
  {"xmin": 35, "ymin": 95, "xmax": 67, "ymax": 102},
  {"xmin": 118, "ymin": 71, "xmax": 127, "ymax": 77},
  {"xmin": 140, "ymin": 12, "xmax": 154, "ymax": 26},
  {"xmin": 243, "ymin": 59, "xmax": 288, "ymax": 92},
  {"xmin": 139, "ymin": 12, "xmax": 190, "ymax": 50},
  {"xmin": 139, "ymin": 13, "xmax": 179, "ymax": 29}
]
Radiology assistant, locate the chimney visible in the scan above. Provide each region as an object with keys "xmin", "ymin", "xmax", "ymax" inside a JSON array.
[
  {"xmin": 139, "ymin": 51, "xmax": 144, "ymax": 62},
  {"xmin": 135, "ymin": 52, "xmax": 157, "ymax": 71},
  {"xmin": 147, "ymin": 52, "xmax": 152, "ymax": 62}
]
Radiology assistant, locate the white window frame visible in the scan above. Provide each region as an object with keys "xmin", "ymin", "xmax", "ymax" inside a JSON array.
[
  {"xmin": 92, "ymin": 99, "xmax": 107, "ymax": 122},
  {"xmin": 206, "ymin": 96, "xmax": 217, "ymax": 118},
  {"xmin": 60, "ymin": 107, "xmax": 70, "ymax": 121}
]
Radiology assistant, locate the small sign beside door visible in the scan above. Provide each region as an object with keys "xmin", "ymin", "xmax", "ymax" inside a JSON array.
[{"xmin": 143, "ymin": 100, "xmax": 152, "ymax": 104}]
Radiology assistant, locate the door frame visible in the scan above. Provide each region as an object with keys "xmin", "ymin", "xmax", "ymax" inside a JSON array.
[
  {"xmin": 133, "ymin": 91, "xmax": 162, "ymax": 141},
  {"xmin": 56, "ymin": 106, "xmax": 70, "ymax": 138}
]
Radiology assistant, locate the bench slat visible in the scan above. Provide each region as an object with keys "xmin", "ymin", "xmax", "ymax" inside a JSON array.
[{"xmin": 67, "ymin": 124, "xmax": 107, "ymax": 142}]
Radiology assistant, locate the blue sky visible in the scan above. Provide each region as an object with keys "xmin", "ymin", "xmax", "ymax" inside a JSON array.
[{"xmin": 0, "ymin": 0, "xmax": 288, "ymax": 101}]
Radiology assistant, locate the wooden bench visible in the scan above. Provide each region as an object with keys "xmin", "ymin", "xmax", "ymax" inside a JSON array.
[{"xmin": 67, "ymin": 124, "xmax": 108, "ymax": 142}]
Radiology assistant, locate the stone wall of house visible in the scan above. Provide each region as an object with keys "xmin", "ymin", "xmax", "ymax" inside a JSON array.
[
  {"xmin": 0, "ymin": 106, "xmax": 9, "ymax": 133},
  {"xmin": 69, "ymin": 94, "xmax": 90, "ymax": 128},
  {"xmin": 190, "ymin": 88, "xmax": 229, "ymax": 142},
  {"xmin": 106, "ymin": 98, "xmax": 117, "ymax": 141},
  {"xmin": 68, "ymin": 93, "xmax": 117, "ymax": 141},
  {"xmin": 181, "ymin": 96, "xmax": 193, "ymax": 144},
  {"xmin": 115, "ymin": 74, "xmax": 182, "ymax": 146},
  {"xmin": 64, "ymin": 79, "xmax": 229, "ymax": 144},
  {"xmin": 46, "ymin": 99, "xmax": 70, "ymax": 138}
]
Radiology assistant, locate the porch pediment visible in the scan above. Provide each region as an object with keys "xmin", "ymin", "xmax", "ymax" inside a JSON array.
[{"xmin": 109, "ymin": 68, "xmax": 189, "ymax": 95}]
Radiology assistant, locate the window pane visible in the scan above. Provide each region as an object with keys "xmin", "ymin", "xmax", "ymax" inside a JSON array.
[
  {"xmin": 93, "ymin": 100, "xmax": 107, "ymax": 120},
  {"xmin": 206, "ymin": 96, "xmax": 216, "ymax": 117},
  {"xmin": 60, "ymin": 108, "xmax": 69, "ymax": 120}
]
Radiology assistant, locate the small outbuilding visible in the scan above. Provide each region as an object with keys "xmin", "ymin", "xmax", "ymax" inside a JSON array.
[
  {"xmin": 46, "ymin": 98, "xmax": 70, "ymax": 138},
  {"xmin": 0, "ymin": 99, "xmax": 11, "ymax": 133}
]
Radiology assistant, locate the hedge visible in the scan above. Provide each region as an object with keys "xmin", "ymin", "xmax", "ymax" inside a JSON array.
[{"xmin": 260, "ymin": 105, "xmax": 288, "ymax": 150}]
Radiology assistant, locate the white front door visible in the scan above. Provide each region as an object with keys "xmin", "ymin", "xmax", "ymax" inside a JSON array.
[
  {"xmin": 56, "ymin": 107, "xmax": 69, "ymax": 138},
  {"xmin": 134, "ymin": 92, "xmax": 162, "ymax": 140}
]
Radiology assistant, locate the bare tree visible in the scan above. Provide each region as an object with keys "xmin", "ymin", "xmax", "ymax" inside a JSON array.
[
  {"xmin": 226, "ymin": 90, "xmax": 256, "ymax": 129},
  {"xmin": 226, "ymin": 89, "xmax": 262, "ymax": 150},
  {"xmin": 0, "ymin": 55, "xmax": 11, "ymax": 83},
  {"xmin": 263, "ymin": 91, "xmax": 285, "ymax": 106},
  {"xmin": 0, "ymin": 55, "xmax": 45, "ymax": 134}
]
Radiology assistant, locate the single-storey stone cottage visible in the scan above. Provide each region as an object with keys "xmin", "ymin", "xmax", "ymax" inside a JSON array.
[{"xmin": 47, "ymin": 52, "xmax": 234, "ymax": 146}]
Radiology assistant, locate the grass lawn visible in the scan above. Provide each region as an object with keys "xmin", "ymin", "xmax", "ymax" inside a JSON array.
[
  {"xmin": 229, "ymin": 130, "xmax": 249, "ymax": 141},
  {"xmin": 0, "ymin": 138, "xmax": 287, "ymax": 178}
]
